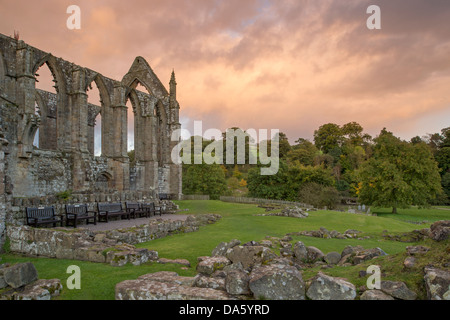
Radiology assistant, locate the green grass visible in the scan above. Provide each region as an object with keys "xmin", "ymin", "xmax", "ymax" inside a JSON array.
[
  {"xmin": 1, "ymin": 200, "xmax": 449, "ymax": 300},
  {"xmin": 373, "ymin": 206, "xmax": 450, "ymax": 224}
]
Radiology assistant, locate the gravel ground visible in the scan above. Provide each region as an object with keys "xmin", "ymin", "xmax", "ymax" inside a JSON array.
[{"xmin": 80, "ymin": 214, "xmax": 190, "ymax": 232}]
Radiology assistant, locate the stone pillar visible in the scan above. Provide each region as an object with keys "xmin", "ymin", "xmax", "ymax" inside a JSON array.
[
  {"xmin": 15, "ymin": 41, "xmax": 38, "ymax": 158},
  {"xmin": 15, "ymin": 41, "xmax": 35, "ymax": 115},
  {"xmin": 109, "ymin": 83, "xmax": 130, "ymax": 191},
  {"xmin": 112, "ymin": 84, "xmax": 128, "ymax": 158},
  {"xmin": 70, "ymin": 66, "xmax": 89, "ymax": 153},
  {"xmin": 169, "ymin": 123, "xmax": 182, "ymax": 199},
  {"xmin": 0, "ymin": 128, "xmax": 9, "ymax": 252},
  {"xmin": 70, "ymin": 66, "xmax": 90, "ymax": 192}
]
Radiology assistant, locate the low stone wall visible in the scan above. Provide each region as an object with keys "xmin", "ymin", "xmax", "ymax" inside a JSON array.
[
  {"xmin": 220, "ymin": 196, "xmax": 313, "ymax": 208},
  {"xmin": 5, "ymin": 214, "xmax": 221, "ymax": 266}
]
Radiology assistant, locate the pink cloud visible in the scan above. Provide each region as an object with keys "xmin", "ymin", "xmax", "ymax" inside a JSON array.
[{"xmin": 1, "ymin": 0, "xmax": 449, "ymax": 144}]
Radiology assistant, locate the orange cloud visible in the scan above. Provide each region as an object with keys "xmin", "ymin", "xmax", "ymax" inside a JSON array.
[{"xmin": 1, "ymin": 0, "xmax": 449, "ymax": 143}]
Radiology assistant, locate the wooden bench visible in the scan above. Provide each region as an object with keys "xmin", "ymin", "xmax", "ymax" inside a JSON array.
[
  {"xmin": 26, "ymin": 206, "xmax": 64, "ymax": 228},
  {"xmin": 65, "ymin": 204, "xmax": 97, "ymax": 228},
  {"xmin": 97, "ymin": 203, "xmax": 132, "ymax": 223},
  {"xmin": 142, "ymin": 202, "xmax": 162, "ymax": 216},
  {"xmin": 125, "ymin": 202, "xmax": 150, "ymax": 218}
]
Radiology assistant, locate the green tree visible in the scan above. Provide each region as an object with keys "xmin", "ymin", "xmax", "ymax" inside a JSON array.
[
  {"xmin": 285, "ymin": 163, "xmax": 335, "ymax": 201},
  {"xmin": 247, "ymin": 160, "xmax": 289, "ymax": 200},
  {"xmin": 357, "ymin": 129, "xmax": 442, "ymax": 213},
  {"xmin": 298, "ymin": 182, "xmax": 340, "ymax": 209},
  {"xmin": 441, "ymin": 172, "xmax": 450, "ymax": 202},
  {"xmin": 287, "ymin": 138, "xmax": 319, "ymax": 166},
  {"xmin": 313, "ymin": 123, "xmax": 343, "ymax": 154},
  {"xmin": 182, "ymin": 161, "xmax": 227, "ymax": 200}
]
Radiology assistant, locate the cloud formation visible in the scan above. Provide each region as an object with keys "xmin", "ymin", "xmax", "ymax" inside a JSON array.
[{"xmin": 1, "ymin": 0, "xmax": 449, "ymax": 142}]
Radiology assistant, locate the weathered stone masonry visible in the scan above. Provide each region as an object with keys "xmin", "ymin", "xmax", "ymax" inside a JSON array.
[{"xmin": 0, "ymin": 33, "xmax": 183, "ymax": 250}]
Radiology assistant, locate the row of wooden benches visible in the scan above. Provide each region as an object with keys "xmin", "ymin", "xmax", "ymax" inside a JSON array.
[{"xmin": 25, "ymin": 202, "xmax": 163, "ymax": 229}]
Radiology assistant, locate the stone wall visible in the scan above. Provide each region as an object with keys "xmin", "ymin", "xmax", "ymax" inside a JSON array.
[
  {"xmin": 0, "ymin": 32, "xmax": 184, "ymax": 248},
  {"xmin": 6, "ymin": 214, "xmax": 221, "ymax": 265}
]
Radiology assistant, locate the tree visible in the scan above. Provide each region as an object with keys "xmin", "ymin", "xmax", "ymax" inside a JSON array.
[
  {"xmin": 298, "ymin": 182, "xmax": 340, "ymax": 209},
  {"xmin": 247, "ymin": 160, "xmax": 289, "ymax": 200},
  {"xmin": 287, "ymin": 138, "xmax": 319, "ymax": 166},
  {"xmin": 276, "ymin": 132, "xmax": 291, "ymax": 159},
  {"xmin": 285, "ymin": 163, "xmax": 335, "ymax": 201},
  {"xmin": 182, "ymin": 161, "xmax": 227, "ymax": 200},
  {"xmin": 313, "ymin": 123, "xmax": 343, "ymax": 154},
  {"xmin": 357, "ymin": 129, "xmax": 442, "ymax": 213}
]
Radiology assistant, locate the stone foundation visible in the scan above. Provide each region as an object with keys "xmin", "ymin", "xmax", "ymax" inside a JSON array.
[{"xmin": 5, "ymin": 214, "xmax": 221, "ymax": 266}]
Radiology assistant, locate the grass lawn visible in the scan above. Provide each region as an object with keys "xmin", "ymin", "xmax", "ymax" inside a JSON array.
[
  {"xmin": 373, "ymin": 206, "xmax": 450, "ymax": 224},
  {"xmin": 1, "ymin": 200, "xmax": 448, "ymax": 300}
]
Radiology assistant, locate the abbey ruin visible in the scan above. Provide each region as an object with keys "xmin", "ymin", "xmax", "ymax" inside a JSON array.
[{"xmin": 0, "ymin": 33, "xmax": 182, "ymax": 248}]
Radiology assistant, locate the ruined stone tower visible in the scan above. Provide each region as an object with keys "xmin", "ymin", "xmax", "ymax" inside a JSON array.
[{"xmin": 0, "ymin": 33, "xmax": 183, "ymax": 247}]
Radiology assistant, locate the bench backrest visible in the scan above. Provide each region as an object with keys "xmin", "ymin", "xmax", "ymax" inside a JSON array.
[
  {"xmin": 98, "ymin": 203, "xmax": 123, "ymax": 213},
  {"xmin": 125, "ymin": 202, "xmax": 140, "ymax": 210},
  {"xmin": 65, "ymin": 204, "xmax": 89, "ymax": 217},
  {"xmin": 142, "ymin": 203, "xmax": 156, "ymax": 210},
  {"xmin": 26, "ymin": 207, "xmax": 56, "ymax": 222}
]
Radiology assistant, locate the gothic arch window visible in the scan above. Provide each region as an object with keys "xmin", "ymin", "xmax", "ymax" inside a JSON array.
[
  {"xmin": 95, "ymin": 172, "xmax": 112, "ymax": 191},
  {"xmin": 87, "ymin": 79, "xmax": 103, "ymax": 156},
  {"xmin": 33, "ymin": 63, "xmax": 58, "ymax": 150}
]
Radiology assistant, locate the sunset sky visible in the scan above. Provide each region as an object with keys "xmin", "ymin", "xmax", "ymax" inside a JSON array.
[{"xmin": 1, "ymin": 0, "xmax": 449, "ymax": 144}]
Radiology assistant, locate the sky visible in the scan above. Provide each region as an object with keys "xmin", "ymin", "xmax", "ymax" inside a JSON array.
[{"xmin": 1, "ymin": 0, "xmax": 449, "ymax": 144}]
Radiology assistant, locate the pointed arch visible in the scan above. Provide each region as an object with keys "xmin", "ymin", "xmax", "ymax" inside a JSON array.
[
  {"xmin": 95, "ymin": 171, "xmax": 113, "ymax": 191},
  {"xmin": 33, "ymin": 54, "xmax": 68, "ymax": 150},
  {"xmin": 85, "ymin": 73, "xmax": 111, "ymax": 108},
  {"xmin": 122, "ymin": 57, "xmax": 169, "ymax": 99},
  {"xmin": 86, "ymin": 74, "xmax": 110, "ymax": 157},
  {"xmin": 125, "ymin": 88, "xmax": 139, "ymax": 155}
]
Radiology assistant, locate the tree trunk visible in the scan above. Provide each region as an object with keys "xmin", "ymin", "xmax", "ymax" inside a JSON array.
[{"xmin": 392, "ymin": 207, "xmax": 397, "ymax": 214}]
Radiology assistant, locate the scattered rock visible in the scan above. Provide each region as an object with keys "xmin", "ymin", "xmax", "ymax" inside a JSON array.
[
  {"xmin": 13, "ymin": 279, "xmax": 62, "ymax": 301},
  {"xmin": 256, "ymin": 206, "xmax": 309, "ymax": 218},
  {"xmin": 352, "ymin": 248, "xmax": 387, "ymax": 265},
  {"xmin": 225, "ymin": 269, "xmax": 250, "ymax": 295},
  {"xmin": 226, "ymin": 245, "xmax": 277, "ymax": 270},
  {"xmin": 380, "ymin": 281, "xmax": 417, "ymax": 300},
  {"xmin": 139, "ymin": 271, "xmax": 195, "ymax": 287},
  {"xmin": 196, "ymin": 256, "xmax": 231, "ymax": 276},
  {"xmin": 193, "ymin": 274, "xmax": 226, "ymax": 291},
  {"xmin": 158, "ymin": 258, "xmax": 191, "ymax": 267},
  {"xmin": 424, "ymin": 267, "xmax": 450, "ymax": 300},
  {"xmin": 249, "ymin": 264, "xmax": 305, "ymax": 300},
  {"xmin": 403, "ymin": 257, "xmax": 416, "ymax": 269},
  {"xmin": 306, "ymin": 273, "xmax": 356, "ymax": 300},
  {"xmin": 2, "ymin": 262, "xmax": 38, "ymax": 289},
  {"xmin": 341, "ymin": 245, "xmax": 364, "ymax": 257},
  {"xmin": 116, "ymin": 277, "xmax": 232, "ymax": 300},
  {"xmin": 292, "ymin": 241, "xmax": 308, "ymax": 263},
  {"xmin": 306, "ymin": 246, "xmax": 324, "ymax": 263},
  {"xmin": 211, "ymin": 239, "xmax": 241, "ymax": 257},
  {"xmin": 406, "ymin": 245, "xmax": 430, "ymax": 256},
  {"xmin": 324, "ymin": 252, "xmax": 341, "ymax": 265},
  {"xmin": 429, "ymin": 220, "xmax": 450, "ymax": 242},
  {"xmin": 360, "ymin": 289, "xmax": 395, "ymax": 300}
]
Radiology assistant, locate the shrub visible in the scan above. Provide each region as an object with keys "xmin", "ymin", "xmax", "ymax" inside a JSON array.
[{"xmin": 298, "ymin": 182, "xmax": 340, "ymax": 209}]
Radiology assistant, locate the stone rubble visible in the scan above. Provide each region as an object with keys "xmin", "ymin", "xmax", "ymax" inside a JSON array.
[{"xmin": 0, "ymin": 262, "xmax": 62, "ymax": 300}]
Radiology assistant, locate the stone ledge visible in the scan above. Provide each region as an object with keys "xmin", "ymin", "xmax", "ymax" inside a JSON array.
[{"xmin": 5, "ymin": 214, "xmax": 221, "ymax": 266}]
